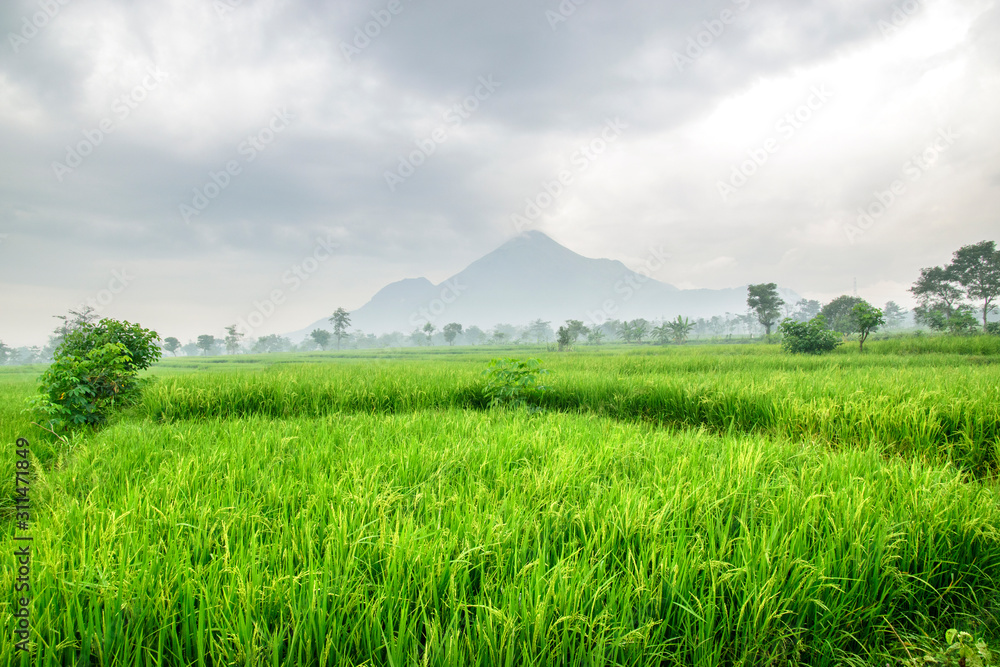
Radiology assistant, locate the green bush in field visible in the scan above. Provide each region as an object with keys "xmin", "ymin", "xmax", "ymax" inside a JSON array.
[
  {"xmin": 779, "ymin": 314, "xmax": 842, "ymax": 354},
  {"xmin": 909, "ymin": 629, "xmax": 996, "ymax": 667},
  {"xmin": 30, "ymin": 319, "xmax": 160, "ymax": 434},
  {"xmin": 481, "ymin": 357, "xmax": 549, "ymax": 407},
  {"xmin": 987, "ymin": 321, "xmax": 1000, "ymax": 336}
]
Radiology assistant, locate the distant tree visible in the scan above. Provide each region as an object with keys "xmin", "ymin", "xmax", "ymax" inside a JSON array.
[
  {"xmin": 196, "ymin": 335, "xmax": 217, "ymax": 355},
  {"xmin": 631, "ymin": 319, "xmax": 649, "ymax": 342},
  {"xmin": 378, "ymin": 331, "xmax": 405, "ymax": 348},
  {"xmin": 618, "ymin": 320, "xmax": 637, "ymax": 343},
  {"xmin": 464, "ymin": 326, "xmax": 485, "ymax": 346},
  {"xmin": 422, "ymin": 322, "xmax": 436, "ymax": 345},
  {"xmin": 779, "ymin": 315, "xmax": 842, "ymax": 355},
  {"xmin": 181, "ymin": 341, "xmax": 200, "ymax": 357},
  {"xmin": 792, "ymin": 299, "xmax": 821, "ymax": 322},
  {"xmin": 851, "ymin": 301, "xmax": 884, "ymax": 352},
  {"xmin": 948, "ymin": 240, "xmax": 1000, "ymax": 331},
  {"xmin": 0, "ymin": 340, "xmax": 10, "ymax": 365},
  {"xmin": 224, "ymin": 325, "xmax": 244, "ymax": 354},
  {"xmin": 882, "ymin": 301, "xmax": 907, "ymax": 330},
  {"xmin": 353, "ymin": 331, "xmax": 377, "ymax": 349},
  {"xmin": 910, "ymin": 265, "xmax": 965, "ymax": 330},
  {"xmin": 587, "ymin": 328, "xmax": 605, "ymax": 345},
  {"xmin": 565, "ymin": 320, "xmax": 588, "ymax": 343},
  {"xmin": 652, "ymin": 322, "xmax": 671, "ymax": 345},
  {"xmin": 665, "ymin": 315, "xmax": 695, "ymax": 344},
  {"xmin": 489, "ymin": 330, "xmax": 508, "ymax": 345},
  {"xmin": 527, "ymin": 319, "xmax": 553, "ymax": 344},
  {"xmin": 252, "ymin": 334, "xmax": 291, "ymax": 353},
  {"xmin": 618, "ymin": 319, "xmax": 648, "ymax": 343},
  {"xmin": 310, "ymin": 329, "xmax": 332, "ymax": 350},
  {"xmin": 443, "ymin": 323, "xmax": 463, "ymax": 346},
  {"xmin": 820, "ymin": 295, "xmax": 863, "ymax": 335},
  {"xmin": 946, "ymin": 308, "xmax": 981, "ymax": 335},
  {"xmin": 409, "ymin": 329, "xmax": 426, "ymax": 347},
  {"xmin": 163, "ymin": 337, "xmax": 181, "ymax": 356},
  {"xmin": 556, "ymin": 326, "xmax": 571, "ymax": 351},
  {"xmin": 747, "ymin": 283, "xmax": 785, "ymax": 337},
  {"xmin": 328, "ymin": 307, "xmax": 352, "ymax": 350}
]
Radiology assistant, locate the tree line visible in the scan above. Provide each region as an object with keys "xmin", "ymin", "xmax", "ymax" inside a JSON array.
[{"xmin": 3, "ymin": 242, "xmax": 996, "ymax": 363}]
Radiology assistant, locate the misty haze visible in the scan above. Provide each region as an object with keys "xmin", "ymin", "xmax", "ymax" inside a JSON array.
[{"xmin": 2, "ymin": 1, "xmax": 999, "ymax": 665}]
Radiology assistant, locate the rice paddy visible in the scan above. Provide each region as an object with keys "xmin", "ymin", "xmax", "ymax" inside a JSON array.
[{"xmin": 2, "ymin": 338, "xmax": 999, "ymax": 665}]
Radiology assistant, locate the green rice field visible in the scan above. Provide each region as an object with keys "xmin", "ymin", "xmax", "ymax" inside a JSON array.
[{"xmin": 3, "ymin": 337, "xmax": 1000, "ymax": 665}]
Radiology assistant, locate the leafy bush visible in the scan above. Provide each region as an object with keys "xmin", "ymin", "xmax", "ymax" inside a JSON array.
[
  {"xmin": 31, "ymin": 319, "xmax": 160, "ymax": 434},
  {"xmin": 907, "ymin": 629, "xmax": 996, "ymax": 667},
  {"xmin": 481, "ymin": 357, "xmax": 549, "ymax": 407},
  {"xmin": 986, "ymin": 321, "xmax": 1000, "ymax": 336},
  {"xmin": 779, "ymin": 315, "xmax": 842, "ymax": 355}
]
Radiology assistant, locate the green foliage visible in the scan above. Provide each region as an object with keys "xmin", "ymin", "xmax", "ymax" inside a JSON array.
[
  {"xmin": 481, "ymin": 357, "xmax": 549, "ymax": 407},
  {"xmin": 309, "ymin": 328, "xmax": 332, "ymax": 350},
  {"xmin": 565, "ymin": 319, "xmax": 588, "ymax": 343},
  {"xmin": 665, "ymin": 315, "xmax": 695, "ymax": 344},
  {"xmin": 197, "ymin": 334, "xmax": 217, "ymax": 355},
  {"xmin": 851, "ymin": 300, "xmax": 885, "ymax": 351},
  {"xmin": 30, "ymin": 318, "xmax": 160, "ymax": 434},
  {"xmin": 821, "ymin": 295, "xmax": 863, "ymax": 334},
  {"xmin": 949, "ymin": 240, "xmax": 1000, "ymax": 330},
  {"xmin": 986, "ymin": 322, "xmax": 1000, "ymax": 336},
  {"xmin": 58, "ymin": 319, "xmax": 161, "ymax": 372},
  {"xmin": 224, "ymin": 324, "xmax": 244, "ymax": 354},
  {"xmin": 443, "ymin": 322, "xmax": 463, "ymax": 345},
  {"xmin": 556, "ymin": 325, "xmax": 571, "ymax": 351},
  {"xmin": 163, "ymin": 336, "xmax": 181, "ymax": 356},
  {"xmin": 779, "ymin": 314, "xmax": 843, "ymax": 355},
  {"xmin": 922, "ymin": 307, "xmax": 982, "ymax": 335},
  {"xmin": 329, "ymin": 307, "xmax": 352, "ymax": 349},
  {"xmin": 747, "ymin": 283, "xmax": 785, "ymax": 336},
  {"xmin": 909, "ymin": 629, "xmax": 996, "ymax": 667}
]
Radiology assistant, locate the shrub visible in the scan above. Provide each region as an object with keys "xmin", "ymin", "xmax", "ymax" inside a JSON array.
[
  {"xmin": 779, "ymin": 315, "xmax": 842, "ymax": 355},
  {"xmin": 31, "ymin": 319, "xmax": 160, "ymax": 434},
  {"xmin": 985, "ymin": 321, "xmax": 1000, "ymax": 336},
  {"xmin": 481, "ymin": 358, "xmax": 549, "ymax": 407},
  {"xmin": 908, "ymin": 629, "xmax": 996, "ymax": 667}
]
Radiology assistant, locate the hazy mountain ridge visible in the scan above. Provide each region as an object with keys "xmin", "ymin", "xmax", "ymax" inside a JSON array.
[{"xmin": 288, "ymin": 231, "xmax": 800, "ymax": 339}]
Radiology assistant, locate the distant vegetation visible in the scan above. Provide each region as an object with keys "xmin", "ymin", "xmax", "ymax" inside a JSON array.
[{"xmin": 4, "ymin": 337, "xmax": 1000, "ymax": 665}]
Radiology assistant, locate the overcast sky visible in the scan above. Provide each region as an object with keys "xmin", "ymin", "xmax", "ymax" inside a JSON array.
[{"xmin": 1, "ymin": 0, "xmax": 998, "ymax": 346}]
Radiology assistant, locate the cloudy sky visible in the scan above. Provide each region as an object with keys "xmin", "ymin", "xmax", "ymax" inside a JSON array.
[{"xmin": 1, "ymin": 0, "xmax": 998, "ymax": 346}]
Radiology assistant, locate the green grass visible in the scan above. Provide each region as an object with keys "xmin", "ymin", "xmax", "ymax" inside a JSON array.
[
  {"xmin": 2, "ymin": 337, "xmax": 1000, "ymax": 665},
  {"xmin": 140, "ymin": 345, "xmax": 1000, "ymax": 476},
  {"xmin": 4, "ymin": 411, "xmax": 1000, "ymax": 665}
]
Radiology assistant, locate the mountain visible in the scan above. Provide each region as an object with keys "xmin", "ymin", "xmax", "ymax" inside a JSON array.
[{"xmin": 287, "ymin": 231, "xmax": 800, "ymax": 338}]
